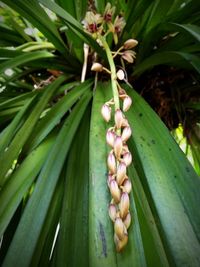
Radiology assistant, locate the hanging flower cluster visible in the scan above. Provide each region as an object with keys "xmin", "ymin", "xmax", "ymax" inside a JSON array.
[
  {"xmin": 83, "ymin": 2, "xmax": 138, "ymax": 252},
  {"xmin": 101, "ymin": 85, "xmax": 133, "ymax": 252}
]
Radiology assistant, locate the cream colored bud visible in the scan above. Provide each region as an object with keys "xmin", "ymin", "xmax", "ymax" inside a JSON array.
[
  {"xmin": 107, "ymin": 152, "xmax": 116, "ymax": 174},
  {"xmin": 91, "ymin": 62, "xmax": 103, "ymax": 72},
  {"xmin": 116, "ymin": 162, "xmax": 127, "ymax": 186},
  {"xmin": 101, "ymin": 104, "xmax": 111, "ymax": 122},
  {"xmin": 119, "ymin": 192, "xmax": 130, "ymax": 219},
  {"xmin": 121, "ymin": 118, "xmax": 129, "ymax": 127},
  {"xmin": 121, "ymin": 126, "xmax": 132, "ymax": 142},
  {"xmin": 123, "ymin": 39, "xmax": 138, "ymax": 49},
  {"xmin": 109, "ymin": 204, "xmax": 117, "ymax": 222},
  {"xmin": 122, "ymin": 144, "xmax": 129, "ymax": 153},
  {"xmin": 114, "ymin": 136, "xmax": 123, "ymax": 159},
  {"xmin": 114, "ymin": 218, "xmax": 125, "ymax": 240},
  {"xmin": 106, "ymin": 130, "xmax": 115, "ymax": 147},
  {"xmin": 110, "ymin": 180, "xmax": 121, "ymax": 203},
  {"xmin": 116, "ymin": 69, "xmax": 125, "ymax": 80},
  {"xmin": 118, "ymin": 87, "xmax": 126, "ymax": 96},
  {"xmin": 114, "ymin": 109, "xmax": 124, "ymax": 129},
  {"xmin": 122, "ymin": 50, "xmax": 136, "ymax": 63},
  {"xmin": 123, "ymin": 152, "xmax": 132, "ymax": 166},
  {"xmin": 123, "ymin": 96, "xmax": 132, "ymax": 112},
  {"xmin": 115, "ymin": 234, "xmax": 128, "ymax": 252},
  {"xmin": 123, "ymin": 212, "xmax": 131, "ymax": 229},
  {"xmin": 122, "ymin": 179, "xmax": 132, "ymax": 193},
  {"xmin": 107, "ymin": 174, "xmax": 114, "ymax": 187}
]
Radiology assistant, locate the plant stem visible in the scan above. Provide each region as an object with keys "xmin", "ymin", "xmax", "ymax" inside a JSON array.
[{"xmin": 98, "ymin": 35, "xmax": 120, "ymax": 111}]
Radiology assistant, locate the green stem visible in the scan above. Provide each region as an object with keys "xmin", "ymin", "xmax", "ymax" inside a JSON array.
[{"xmin": 98, "ymin": 35, "xmax": 120, "ymax": 111}]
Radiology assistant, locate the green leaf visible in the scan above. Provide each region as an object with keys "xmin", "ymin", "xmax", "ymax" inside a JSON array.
[
  {"xmin": 0, "ymin": 96, "xmax": 35, "ymax": 153},
  {"xmin": 0, "ymin": 75, "xmax": 66, "ymax": 186},
  {"xmin": 0, "ymin": 51, "xmax": 54, "ymax": 74},
  {"xmin": 54, "ymin": 106, "xmax": 90, "ymax": 267},
  {"xmin": 126, "ymin": 85, "xmax": 200, "ymax": 266},
  {"xmin": 31, "ymin": 169, "xmax": 64, "ymax": 267},
  {"xmin": 128, "ymin": 165, "xmax": 170, "ymax": 267},
  {"xmin": 144, "ymin": 0, "xmax": 174, "ymax": 33},
  {"xmin": 167, "ymin": 23, "xmax": 200, "ymax": 42},
  {"xmin": 0, "ymin": 133, "xmax": 56, "ymax": 237},
  {"xmin": 1, "ymin": 0, "xmax": 68, "ymax": 54},
  {"xmin": 2, "ymin": 91, "xmax": 92, "ymax": 267},
  {"xmin": 134, "ymin": 51, "xmax": 200, "ymax": 76},
  {"xmin": 24, "ymin": 79, "xmax": 93, "ymax": 152}
]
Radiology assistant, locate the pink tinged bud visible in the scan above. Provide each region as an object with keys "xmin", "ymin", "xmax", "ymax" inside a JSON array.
[
  {"xmin": 114, "ymin": 218, "xmax": 125, "ymax": 240},
  {"xmin": 107, "ymin": 152, "xmax": 116, "ymax": 174},
  {"xmin": 118, "ymin": 88, "xmax": 126, "ymax": 96},
  {"xmin": 122, "ymin": 50, "xmax": 136, "ymax": 63},
  {"xmin": 121, "ymin": 126, "xmax": 132, "ymax": 142},
  {"xmin": 110, "ymin": 180, "xmax": 121, "ymax": 203},
  {"xmin": 122, "ymin": 179, "xmax": 132, "ymax": 193},
  {"xmin": 101, "ymin": 104, "xmax": 111, "ymax": 122},
  {"xmin": 122, "ymin": 144, "xmax": 129, "ymax": 154},
  {"xmin": 91, "ymin": 62, "xmax": 103, "ymax": 72},
  {"xmin": 123, "ymin": 39, "xmax": 138, "ymax": 49},
  {"xmin": 121, "ymin": 118, "xmax": 129, "ymax": 127},
  {"xmin": 123, "ymin": 96, "xmax": 132, "ymax": 112},
  {"xmin": 107, "ymin": 174, "xmax": 114, "ymax": 187},
  {"xmin": 106, "ymin": 130, "xmax": 115, "ymax": 147},
  {"xmin": 114, "ymin": 136, "xmax": 123, "ymax": 159},
  {"xmin": 109, "ymin": 204, "xmax": 117, "ymax": 222},
  {"xmin": 114, "ymin": 109, "xmax": 124, "ymax": 129},
  {"xmin": 123, "ymin": 152, "xmax": 132, "ymax": 166},
  {"xmin": 119, "ymin": 192, "xmax": 130, "ymax": 219},
  {"xmin": 116, "ymin": 162, "xmax": 127, "ymax": 186},
  {"xmin": 123, "ymin": 212, "xmax": 131, "ymax": 229},
  {"xmin": 116, "ymin": 69, "xmax": 125, "ymax": 80}
]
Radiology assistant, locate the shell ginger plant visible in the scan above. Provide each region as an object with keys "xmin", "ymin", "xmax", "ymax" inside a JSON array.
[{"xmin": 84, "ymin": 4, "xmax": 138, "ymax": 252}]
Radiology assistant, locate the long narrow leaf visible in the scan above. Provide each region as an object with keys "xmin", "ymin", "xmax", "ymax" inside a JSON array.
[
  {"xmin": 0, "ymin": 75, "xmax": 66, "ymax": 186},
  {"xmin": 2, "ymin": 91, "xmax": 92, "ymax": 267}
]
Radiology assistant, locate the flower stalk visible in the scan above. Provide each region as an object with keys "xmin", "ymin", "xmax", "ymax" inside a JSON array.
[{"xmin": 83, "ymin": 4, "xmax": 138, "ymax": 252}]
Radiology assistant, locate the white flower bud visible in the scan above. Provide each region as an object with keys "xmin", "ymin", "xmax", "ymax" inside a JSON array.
[
  {"xmin": 123, "ymin": 212, "xmax": 131, "ymax": 229},
  {"xmin": 107, "ymin": 174, "xmax": 114, "ymax": 187},
  {"xmin": 106, "ymin": 130, "xmax": 115, "ymax": 147},
  {"xmin": 115, "ymin": 234, "xmax": 128, "ymax": 252},
  {"xmin": 107, "ymin": 152, "xmax": 116, "ymax": 174},
  {"xmin": 110, "ymin": 180, "xmax": 121, "ymax": 203},
  {"xmin": 121, "ymin": 118, "xmax": 129, "ymax": 127},
  {"xmin": 101, "ymin": 104, "xmax": 111, "ymax": 122},
  {"xmin": 116, "ymin": 69, "xmax": 125, "ymax": 80},
  {"xmin": 123, "ymin": 96, "xmax": 132, "ymax": 112},
  {"xmin": 114, "ymin": 136, "xmax": 123, "ymax": 159},
  {"xmin": 119, "ymin": 192, "xmax": 130, "ymax": 219},
  {"xmin": 123, "ymin": 39, "xmax": 138, "ymax": 49},
  {"xmin": 114, "ymin": 218, "xmax": 125, "ymax": 239},
  {"xmin": 122, "ymin": 179, "xmax": 132, "ymax": 193},
  {"xmin": 109, "ymin": 204, "xmax": 117, "ymax": 222},
  {"xmin": 91, "ymin": 62, "xmax": 103, "ymax": 72},
  {"xmin": 116, "ymin": 162, "xmax": 126, "ymax": 185},
  {"xmin": 121, "ymin": 126, "xmax": 132, "ymax": 142},
  {"xmin": 123, "ymin": 152, "xmax": 132, "ymax": 166},
  {"xmin": 122, "ymin": 50, "xmax": 136, "ymax": 63},
  {"xmin": 114, "ymin": 109, "xmax": 124, "ymax": 129}
]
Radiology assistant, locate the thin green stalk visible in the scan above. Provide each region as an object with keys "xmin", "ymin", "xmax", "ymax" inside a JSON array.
[{"xmin": 98, "ymin": 35, "xmax": 120, "ymax": 111}]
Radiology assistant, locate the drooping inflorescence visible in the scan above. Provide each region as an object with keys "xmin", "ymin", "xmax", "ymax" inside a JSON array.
[
  {"xmin": 101, "ymin": 86, "xmax": 133, "ymax": 252},
  {"xmin": 83, "ymin": 2, "xmax": 138, "ymax": 252}
]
